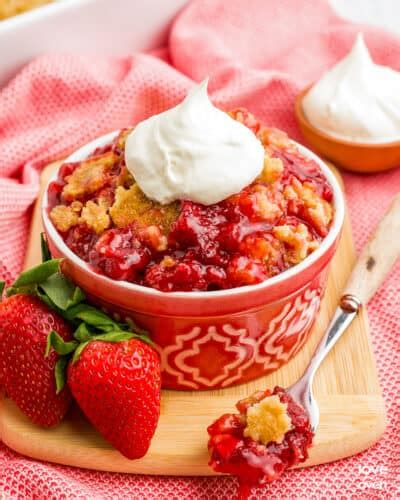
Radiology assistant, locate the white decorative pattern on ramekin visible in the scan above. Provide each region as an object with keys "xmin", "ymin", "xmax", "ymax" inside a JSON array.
[
  {"xmin": 255, "ymin": 287, "xmax": 321, "ymax": 368},
  {"xmin": 159, "ymin": 286, "xmax": 321, "ymax": 389}
]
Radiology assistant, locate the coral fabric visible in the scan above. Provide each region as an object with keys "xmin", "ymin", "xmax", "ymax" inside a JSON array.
[{"xmin": 0, "ymin": 0, "xmax": 399, "ymax": 497}]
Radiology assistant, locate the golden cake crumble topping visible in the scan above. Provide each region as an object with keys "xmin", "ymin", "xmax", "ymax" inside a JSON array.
[
  {"xmin": 80, "ymin": 200, "xmax": 111, "ymax": 234},
  {"xmin": 284, "ymin": 177, "xmax": 333, "ymax": 236},
  {"xmin": 258, "ymin": 153, "xmax": 284, "ymax": 184},
  {"xmin": 109, "ymin": 184, "xmax": 180, "ymax": 232},
  {"xmin": 62, "ymin": 152, "xmax": 118, "ymax": 202},
  {"xmin": 243, "ymin": 394, "xmax": 292, "ymax": 445},
  {"xmin": 49, "ymin": 201, "xmax": 82, "ymax": 233},
  {"xmin": 273, "ymin": 223, "xmax": 319, "ymax": 265},
  {"xmin": 0, "ymin": 0, "xmax": 53, "ymax": 20}
]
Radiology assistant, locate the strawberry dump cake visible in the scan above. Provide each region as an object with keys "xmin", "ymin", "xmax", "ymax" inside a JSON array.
[
  {"xmin": 207, "ymin": 387, "xmax": 313, "ymax": 497},
  {"xmin": 48, "ymin": 82, "xmax": 334, "ymax": 292}
]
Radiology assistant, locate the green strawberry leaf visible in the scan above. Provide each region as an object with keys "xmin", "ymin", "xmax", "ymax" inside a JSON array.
[
  {"xmin": 67, "ymin": 286, "xmax": 86, "ymax": 309},
  {"xmin": 65, "ymin": 304, "xmax": 122, "ymax": 331},
  {"xmin": 134, "ymin": 333, "xmax": 154, "ymax": 347},
  {"xmin": 93, "ymin": 331, "xmax": 136, "ymax": 343},
  {"xmin": 41, "ymin": 233, "xmax": 52, "ymax": 263},
  {"xmin": 69, "ymin": 331, "xmax": 152, "ymax": 364},
  {"xmin": 54, "ymin": 357, "xmax": 68, "ymax": 394},
  {"xmin": 46, "ymin": 330, "xmax": 78, "ymax": 357},
  {"xmin": 11, "ymin": 260, "xmax": 61, "ymax": 289},
  {"xmin": 72, "ymin": 341, "xmax": 90, "ymax": 364},
  {"xmin": 73, "ymin": 322, "xmax": 94, "ymax": 343},
  {"xmin": 39, "ymin": 273, "xmax": 85, "ymax": 311},
  {"xmin": 96, "ymin": 330, "xmax": 154, "ymax": 348},
  {"xmin": 36, "ymin": 287, "xmax": 62, "ymax": 311},
  {"xmin": 0, "ymin": 280, "xmax": 5, "ymax": 298},
  {"xmin": 7, "ymin": 283, "xmax": 38, "ymax": 298},
  {"xmin": 70, "ymin": 326, "xmax": 155, "ymax": 361},
  {"xmin": 39, "ymin": 273, "xmax": 76, "ymax": 310}
]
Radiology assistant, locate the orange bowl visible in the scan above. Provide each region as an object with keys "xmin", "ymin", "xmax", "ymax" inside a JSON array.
[{"xmin": 295, "ymin": 86, "xmax": 400, "ymax": 173}]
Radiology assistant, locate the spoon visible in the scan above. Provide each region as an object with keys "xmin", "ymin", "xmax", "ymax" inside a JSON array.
[{"xmin": 287, "ymin": 193, "xmax": 400, "ymax": 432}]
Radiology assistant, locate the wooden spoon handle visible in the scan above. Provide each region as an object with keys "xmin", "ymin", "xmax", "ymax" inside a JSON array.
[{"xmin": 343, "ymin": 193, "xmax": 400, "ymax": 305}]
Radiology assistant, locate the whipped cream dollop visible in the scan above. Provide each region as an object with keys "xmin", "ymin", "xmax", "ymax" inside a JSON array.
[
  {"xmin": 124, "ymin": 80, "xmax": 264, "ymax": 205},
  {"xmin": 303, "ymin": 33, "xmax": 400, "ymax": 143}
]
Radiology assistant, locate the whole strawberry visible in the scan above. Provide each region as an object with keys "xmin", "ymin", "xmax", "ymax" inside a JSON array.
[
  {"xmin": 0, "ymin": 294, "xmax": 72, "ymax": 427},
  {"xmin": 67, "ymin": 338, "xmax": 161, "ymax": 459}
]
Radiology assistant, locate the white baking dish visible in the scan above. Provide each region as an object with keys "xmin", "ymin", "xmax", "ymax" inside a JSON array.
[
  {"xmin": 0, "ymin": 0, "xmax": 187, "ymax": 87},
  {"xmin": 0, "ymin": 0, "xmax": 397, "ymax": 89}
]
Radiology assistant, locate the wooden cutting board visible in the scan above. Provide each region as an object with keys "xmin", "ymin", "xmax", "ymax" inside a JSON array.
[{"xmin": 0, "ymin": 163, "xmax": 386, "ymax": 475}]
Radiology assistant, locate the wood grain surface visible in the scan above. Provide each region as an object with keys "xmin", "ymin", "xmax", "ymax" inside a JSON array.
[
  {"xmin": 344, "ymin": 193, "xmax": 400, "ymax": 304},
  {"xmin": 0, "ymin": 163, "xmax": 386, "ymax": 475}
]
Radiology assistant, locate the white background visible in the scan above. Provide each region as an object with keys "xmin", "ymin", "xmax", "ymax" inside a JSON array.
[{"xmin": 330, "ymin": 0, "xmax": 400, "ymax": 35}]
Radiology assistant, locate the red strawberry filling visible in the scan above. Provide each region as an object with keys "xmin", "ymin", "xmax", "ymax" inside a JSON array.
[
  {"xmin": 207, "ymin": 387, "xmax": 313, "ymax": 498},
  {"xmin": 88, "ymin": 226, "xmax": 152, "ymax": 282},
  {"xmin": 49, "ymin": 110, "xmax": 334, "ymax": 292}
]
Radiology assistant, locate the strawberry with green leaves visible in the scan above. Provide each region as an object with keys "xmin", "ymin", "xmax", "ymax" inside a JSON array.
[
  {"xmin": 0, "ymin": 235, "xmax": 161, "ymax": 459},
  {"xmin": 45, "ymin": 304, "xmax": 162, "ymax": 460},
  {"xmin": 0, "ymin": 293, "xmax": 73, "ymax": 427},
  {"xmin": 67, "ymin": 337, "xmax": 161, "ymax": 459}
]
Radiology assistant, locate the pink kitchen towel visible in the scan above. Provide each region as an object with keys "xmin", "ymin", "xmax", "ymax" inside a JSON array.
[{"xmin": 0, "ymin": 0, "xmax": 399, "ymax": 497}]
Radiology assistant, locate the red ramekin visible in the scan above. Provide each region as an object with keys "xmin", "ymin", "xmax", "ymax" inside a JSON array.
[{"xmin": 42, "ymin": 131, "xmax": 345, "ymax": 390}]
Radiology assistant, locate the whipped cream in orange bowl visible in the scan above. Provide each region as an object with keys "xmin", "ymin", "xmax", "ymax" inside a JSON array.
[{"xmin": 302, "ymin": 33, "xmax": 400, "ymax": 144}]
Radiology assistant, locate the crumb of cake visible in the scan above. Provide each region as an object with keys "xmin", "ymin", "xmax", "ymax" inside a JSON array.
[
  {"xmin": 115, "ymin": 128, "xmax": 132, "ymax": 152},
  {"xmin": 243, "ymin": 394, "xmax": 292, "ymax": 445},
  {"xmin": 285, "ymin": 178, "xmax": 333, "ymax": 236},
  {"xmin": 140, "ymin": 225, "xmax": 168, "ymax": 252},
  {"xmin": 283, "ymin": 184, "xmax": 298, "ymax": 200},
  {"xmin": 307, "ymin": 199, "xmax": 333, "ymax": 237},
  {"xmin": 240, "ymin": 234, "xmax": 284, "ymax": 274},
  {"xmin": 80, "ymin": 200, "xmax": 110, "ymax": 234},
  {"xmin": 96, "ymin": 188, "xmax": 114, "ymax": 209},
  {"xmin": 71, "ymin": 201, "xmax": 83, "ymax": 211},
  {"xmin": 241, "ymin": 235, "xmax": 275, "ymax": 261},
  {"xmin": 257, "ymin": 127, "xmax": 291, "ymax": 149},
  {"xmin": 160, "ymin": 256, "xmax": 176, "ymax": 268},
  {"xmin": 0, "ymin": 0, "xmax": 52, "ymax": 20},
  {"xmin": 116, "ymin": 165, "xmax": 135, "ymax": 189},
  {"xmin": 258, "ymin": 153, "xmax": 284, "ymax": 183},
  {"xmin": 228, "ymin": 108, "xmax": 261, "ymax": 135},
  {"xmin": 273, "ymin": 223, "xmax": 317, "ymax": 264},
  {"xmin": 62, "ymin": 152, "xmax": 118, "ymax": 202},
  {"xmin": 251, "ymin": 184, "xmax": 283, "ymax": 221},
  {"xmin": 110, "ymin": 184, "xmax": 180, "ymax": 232},
  {"xmin": 49, "ymin": 202, "xmax": 82, "ymax": 233}
]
